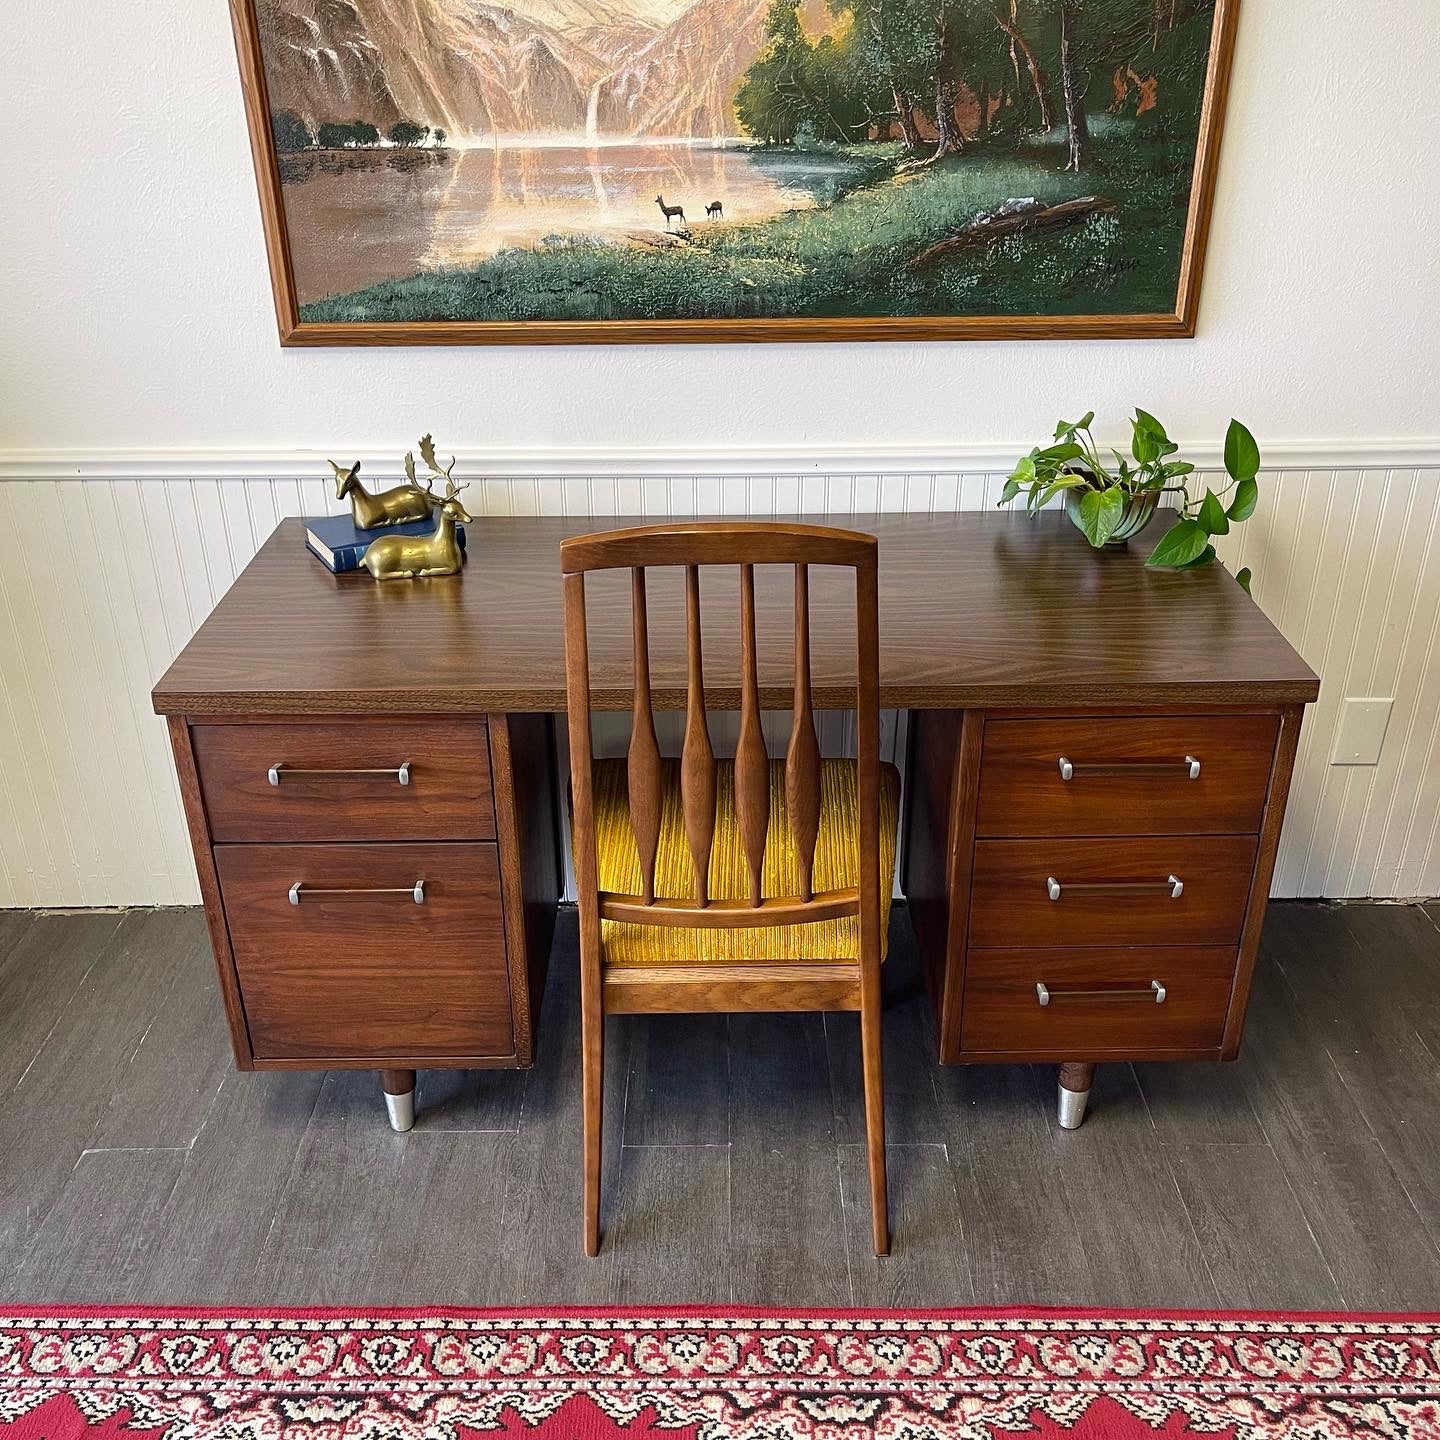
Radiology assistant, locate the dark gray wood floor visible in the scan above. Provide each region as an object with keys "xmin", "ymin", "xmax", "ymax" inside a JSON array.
[{"xmin": 0, "ymin": 901, "xmax": 1437, "ymax": 1310}]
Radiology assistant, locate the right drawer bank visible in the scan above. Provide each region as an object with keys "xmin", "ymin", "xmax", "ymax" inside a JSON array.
[{"xmin": 905, "ymin": 708, "xmax": 1303, "ymax": 1068}]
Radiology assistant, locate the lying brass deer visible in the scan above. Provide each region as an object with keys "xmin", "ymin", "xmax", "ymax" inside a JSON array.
[
  {"xmin": 330, "ymin": 458, "xmax": 434, "ymax": 529},
  {"xmin": 361, "ymin": 453, "xmax": 473, "ymax": 580}
]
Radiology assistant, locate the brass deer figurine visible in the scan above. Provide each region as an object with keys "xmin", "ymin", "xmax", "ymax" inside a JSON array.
[
  {"xmin": 361, "ymin": 445, "xmax": 473, "ymax": 580},
  {"xmin": 330, "ymin": 457, "xmax": 434, "ymax": 529}
]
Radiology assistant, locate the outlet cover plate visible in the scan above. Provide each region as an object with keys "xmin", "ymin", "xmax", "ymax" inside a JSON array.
[{"xmin": 1331, "ymin": 698, "xmax": 1393, "ymax": 766}]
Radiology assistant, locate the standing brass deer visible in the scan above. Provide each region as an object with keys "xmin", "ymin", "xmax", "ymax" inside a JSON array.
[{"xmin": 329, "ymin": 458, "xmax": 434, "ymax": 529}]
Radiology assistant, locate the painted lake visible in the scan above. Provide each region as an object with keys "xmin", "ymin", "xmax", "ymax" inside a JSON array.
[{"xmin": 279, "ymin": 142, "xmax": 869, "ymax": 305}]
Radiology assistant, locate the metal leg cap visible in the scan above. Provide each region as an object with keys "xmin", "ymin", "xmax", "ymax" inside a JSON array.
[
  {"xmin": 1057, "ymin": 1082, "xmax": 1090, "ymax": 1130},
  {"xmin": 385, "ymin": 1088, "xmax": 416, "ymax": 1133}
]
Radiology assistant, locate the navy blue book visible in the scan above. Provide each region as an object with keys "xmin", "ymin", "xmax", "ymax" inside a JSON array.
[{"xmin": 304, "ymin": 513, "xmax": 466, "ymax": 573}]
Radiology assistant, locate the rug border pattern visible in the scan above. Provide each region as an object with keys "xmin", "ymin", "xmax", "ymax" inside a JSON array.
[{"xmin": 2, "ymin": 1308, "xmax": 1437, "ymax": 1440}]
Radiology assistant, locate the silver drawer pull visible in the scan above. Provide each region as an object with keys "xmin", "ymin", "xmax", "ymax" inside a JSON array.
[
  {"xmin": 268, "ymin": 761, "xmax": 412, "ymax": 787},
  {"xmin": 288, "ymin": 880, "xmax": 425, "ymax": 905},
  {"xmin": 1057, "ymin": 756, "xmax": 1200, "ymax": 781},
  {"xmin": 1036, "ymin": 980, "xmax": 1167, "ymax": 1006},
  {"xmin": 1047, "ymin": 874, "xmax": 1183, "ymax": 901}
]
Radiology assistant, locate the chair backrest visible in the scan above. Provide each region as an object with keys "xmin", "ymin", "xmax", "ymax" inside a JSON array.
[{"xmin": 561, "ymin": 521, "xmax": 882, "ymax": 942}]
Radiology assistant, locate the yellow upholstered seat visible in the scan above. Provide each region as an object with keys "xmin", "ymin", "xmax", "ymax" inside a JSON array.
[{"xmin": 587, "ymin": 757, "xmax": 900, "ymax": 966}]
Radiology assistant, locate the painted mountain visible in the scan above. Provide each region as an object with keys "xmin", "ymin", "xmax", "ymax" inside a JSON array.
[
  {"xmin": 587, "ymin": 0, "xmax": 772, "ymax": 137},
  {"xmin": 258, "ymin": 0, "xmax": 610, "ymax": 136},
  {"xmin": 257, "ymin": 0, "xmax": 770, "ymax": 139}
]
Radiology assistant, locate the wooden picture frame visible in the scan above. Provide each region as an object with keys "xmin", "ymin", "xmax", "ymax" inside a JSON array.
[{"xmin": 228, "ymin": 0, "xmax": 1240, "ymax": 346}]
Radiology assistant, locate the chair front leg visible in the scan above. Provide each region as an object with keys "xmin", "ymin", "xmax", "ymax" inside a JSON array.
[
  {"xmin": 859, "ymin": 964, "xmax": 889, "ymax": 1257},
  {"xmin": 581, "ymin": 976, "xmax": 604, "ymax": 1257}
]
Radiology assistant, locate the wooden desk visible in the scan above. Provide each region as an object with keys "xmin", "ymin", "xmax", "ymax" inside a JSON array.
[{"xmin": 154, "ymin": 513, "xmax": 1318, "ymax": 1129}]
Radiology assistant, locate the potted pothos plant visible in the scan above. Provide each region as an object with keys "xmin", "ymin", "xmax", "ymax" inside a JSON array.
[{"xmin": 1000, "ymin": 410, "xmax": 1261, "ymax": 593}]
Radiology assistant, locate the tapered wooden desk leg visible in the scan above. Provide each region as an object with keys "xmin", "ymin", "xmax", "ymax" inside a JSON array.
[
  {"xmin": 1057, "ymin": 1062, "xmax": 1095, "ymax": 1130},
  {"xmin": 380, "ymin": 1069, "xmax": 416, "ymax": 1133}
]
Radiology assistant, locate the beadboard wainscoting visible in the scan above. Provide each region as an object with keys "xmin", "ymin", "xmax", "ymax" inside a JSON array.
[{"xmin": 0, "ymin": 461, "xmax": 1437, "ymax": 908}]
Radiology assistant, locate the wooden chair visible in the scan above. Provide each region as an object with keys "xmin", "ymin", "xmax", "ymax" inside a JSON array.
[{"xmin": 561, "ymin": 521, "xmax": 898, "ymax": 1258}]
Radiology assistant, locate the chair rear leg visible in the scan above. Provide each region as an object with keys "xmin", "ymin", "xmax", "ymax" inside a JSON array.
[
  {"xmin": 582, "ymin": 990, "xmax": 604, "ymax": 1257},
  {"xmin": 859, "ymin": 976, "xmax": 890, "ymax": 1256}
]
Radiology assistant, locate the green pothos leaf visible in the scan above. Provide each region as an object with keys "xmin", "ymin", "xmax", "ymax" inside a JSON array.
[
  {"xmin": 1036, "ymin": 475, "xmax": 1091, "ymax": 509},
  {"xmin": 1235, "ymin": 566, "xmax": 1254, "ymax": 594},
  {"xmin": 1133, "ymin": 407, "xmax": 1169, "ymax": 444},
  {"xmin": 1147, "ymin": 517, "xmax": 1211, "ymax": 568},
  {"xmin": 1228, "ymin": 477, "xmax": 1259, "ymax": 521},
  {"xmin": 1038, "ymin": 441, "xmax": 1085, "ymax": 465},
  {"xmin": 1197, "ymin": 488, "xmax": 1230, "ymax": 535},
  {"xmin": 1224, "ymin": 419, "xmax": 1260, "ymax": 483},
  {"xmin": 1078, "ymin": 487, "xmax": 1125, "ymax": 547},
  {"xmin": 1131, "ymin": 418, "xmax": 1160, "ymax": 466}
]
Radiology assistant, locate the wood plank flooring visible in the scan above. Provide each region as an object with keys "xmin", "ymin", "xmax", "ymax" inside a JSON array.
[{"xmin": 0, "ymin": 902, "xmax": 1436, "ymax": 1308}]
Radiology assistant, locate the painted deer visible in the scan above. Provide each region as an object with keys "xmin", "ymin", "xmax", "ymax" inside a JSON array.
[
  {"xmin": 655, "ymin": 195, "xmax": 685, "ymax": 228},
  {"xmin": 706, "ymin": 201, "xmax": 723, "ymax": 220},
  {"xmin": 362, "ymin": 472, "xmax": 473, "ymax": 580},
  {"xmin": 330, "ymin": 459, "xmax": 434, "ymax": 529}
]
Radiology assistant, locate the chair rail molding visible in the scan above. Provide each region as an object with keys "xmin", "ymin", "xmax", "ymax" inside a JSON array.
[
  {"xmin": 2, "ymin": 438, "xmax": 1439, "ymax": 482},
  {"xmin": 1, "ymin": 456, "xmax": 1438, "ymax": 908}
]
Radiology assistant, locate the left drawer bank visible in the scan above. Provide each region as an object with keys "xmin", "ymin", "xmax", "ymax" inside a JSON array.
[{"xmin": 163, "ymin": 713, "xmax": 562, "ymax": 1130}]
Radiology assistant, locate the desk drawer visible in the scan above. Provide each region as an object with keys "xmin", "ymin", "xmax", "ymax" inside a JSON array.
[
  {"xmin": 195, "ymin": 720, "xmax": 493, "ymax": 842},
  {"xmin": 969, "ymin": 835, "xmax": 1256, "ymax": 949},
  {"xmin": 976, "ymin": 715, "xmax": 1278, "ymax": 837},
  {"xmin": 215, "ymin": 841, "xmax": 513, "ymax": 1061},
  {"xmin": 960, "ymin": 946, "xmax": 1234, "ymax": 1055}
]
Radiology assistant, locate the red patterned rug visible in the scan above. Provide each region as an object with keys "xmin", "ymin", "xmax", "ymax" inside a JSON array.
[{"xmin": 1, "ymin": 1307, "xmax": 1437, "ymax": 1439}]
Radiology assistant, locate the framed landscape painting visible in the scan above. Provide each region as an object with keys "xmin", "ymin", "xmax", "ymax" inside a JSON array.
[{"xmin": 229, "ymin": 0, "xmax": 1239, "ymax": 344}]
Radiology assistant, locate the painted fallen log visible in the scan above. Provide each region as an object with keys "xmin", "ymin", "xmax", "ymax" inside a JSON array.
[
  {"xmin": 906, "ymin": 195, "xmax": 1117, "ymax": 272},
  {"xmin": 626, "ymin": 229, "xmax": 691, "ymax": 248}
]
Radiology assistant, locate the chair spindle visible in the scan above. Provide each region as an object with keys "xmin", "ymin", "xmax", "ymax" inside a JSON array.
[
  {"xmin": 735, "ymin": 563, "xmax": 770, "ymax": 907},
  {"xmin": 786, "ymin": 563, "xmax": 822, "ymax": 903},
  {"xmin": 628, "ymin": 567, "xmax": 663, "ymax": 905},
  {"xmin": 681, "ymin": 564, "xmax": 716, "ymax": 906}
]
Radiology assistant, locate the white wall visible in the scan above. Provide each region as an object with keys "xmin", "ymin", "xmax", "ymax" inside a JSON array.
[
  {"xmin": 3, "ymin": 1, "xmax": 1437, "ymax": 457},
  {"xmin": 2, "ymin": 4, "xmax": 1439, "ymax": 907}
]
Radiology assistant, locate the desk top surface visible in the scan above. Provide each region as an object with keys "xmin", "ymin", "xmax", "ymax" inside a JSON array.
[{"xmin": 152, "ymin": 513, "xmax": 1319, "ymax": 716}]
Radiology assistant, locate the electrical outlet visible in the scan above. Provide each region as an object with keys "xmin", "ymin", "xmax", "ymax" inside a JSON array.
[{"xmin": 1331, "ymin": 698, "xmax": 1393, "ymax": 766}]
